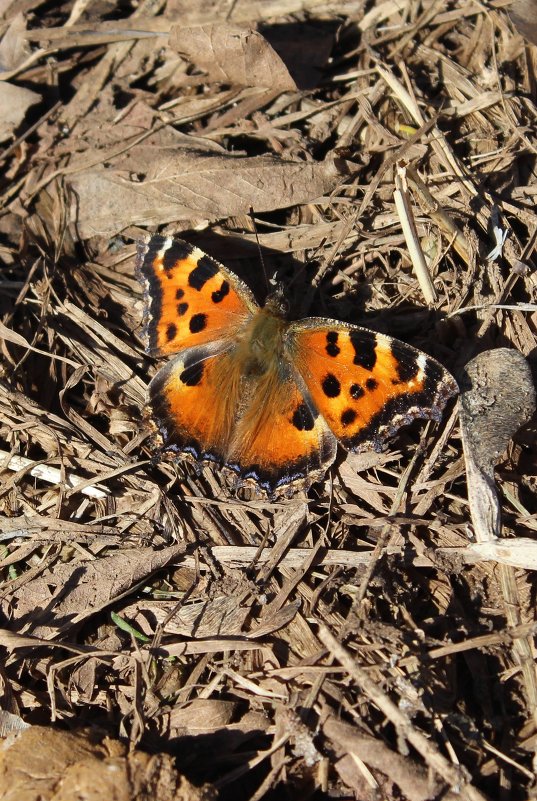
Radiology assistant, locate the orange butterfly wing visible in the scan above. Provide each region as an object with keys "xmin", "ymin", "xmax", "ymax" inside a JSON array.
[
  {"xmin": 136, "ymin": 235, "xmax": 257, "ymax": 356},
  {"xmin": 286, "ymin": 320, "xmax": 458, "ymax": 452},
  {"xmin": 147, "ymin": 340, "xmax": 337, "ymax": 495}
]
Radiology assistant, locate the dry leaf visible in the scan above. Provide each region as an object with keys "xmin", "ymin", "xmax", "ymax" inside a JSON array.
[
  {"xmin": 509, "ymin": 0, "xmax": 537, "ymax": 44},
  {"xmin": 68, "ymin": 149, "xmax": 341, "ymax": 238},
  {"xmin": 124, "ymin": 595, "xmax": 250, "ymax": 638},
  {"xmin": 0, "ymin": 12, "xmax": 30, "ymax": 71},
  {"xmin": 3, "ymin": 545, "xmax": 186, "ymax": 637},
  {"xmin": 169, "ymin": 23, "xmax": 297, "ymax": 90},
  {"xmin": 460, "ymin": 348, "xmax": 535, "ymax": 541},
  {"xmin": 166, "ymin": 699, "xmax": 237, "ymax": 734}
]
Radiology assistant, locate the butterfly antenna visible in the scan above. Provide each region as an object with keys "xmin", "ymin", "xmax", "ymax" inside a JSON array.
[
  {"xmin": 285, "ymin": 236, "xmax": 328, "ymax": 292},
  {"xmin": 249, "ymin": 207, "xmax": 270, "ymax": 293}
]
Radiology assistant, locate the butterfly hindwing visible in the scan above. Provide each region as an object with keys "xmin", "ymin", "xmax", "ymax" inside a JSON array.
[
  {"xmin": 229, "ymin": 363, "xmax": 337, "ymax": 494},
  {"xmin": 148, "ymin": 341, "xmax": 337, "ymax": 496},
  {"xmin": 136, "ymin": 235, "xmax": 257, "ymax": 356},
  {"xmin": 286, "ymin": 320, "xmax": 458, "ymax": 452},
  {"xmin": 148, "ymin": 341, "xmax": 235, "ymax": 462}
]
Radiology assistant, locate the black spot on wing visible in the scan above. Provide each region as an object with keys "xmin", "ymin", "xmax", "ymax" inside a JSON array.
[
  {"xmin": 189, "ymin": 313, "xmax": 207, "ymax": 333},
  {"xmin": 177, "ymin": 302, "xmax": 188, "ymax": 316},
  {"xmin": 176, "ymin": 288, "xmax": 185, "ymax": 300},
  {"xmin": 350, "ymin": 383, "xmax": 364, "ymax": 399},
  {"xmin": 322, "ymin": 373, "xmax": 341, "ymax": 398},
  {"xmin": 212, "ymin": 281, "xmax": 229, "ymax": 303},
  {"xmin": 292, "ymin": 403, "xmax": 316, "ymax": 431},
  {"xmin": 366, "ymin": 377, "xmax": 378, "ymax": 391},
  {"xmin": 326, "ymin": 331, "xmax": 340, "ymax": 357},
  {"xmin": 180, "ymin": 361, "xmax": 204, "ymax": 387},
  {"xmin": 341, "ymin": 408, "xmax": 357, "ymax": 427},
  {"xmin": 350, "ymin": 330, "xmax": 377, "ymax": 370},
  {"xmin": 162, "ymin": 239, "xmax": 194, "ymax": 273},
  {"xmin": 188, "ymin": 255, "xmax": 219, "ymax": 290},
  {"xmin": 166, "ymin": 323, "xmax": 177, "ymax": 342}
]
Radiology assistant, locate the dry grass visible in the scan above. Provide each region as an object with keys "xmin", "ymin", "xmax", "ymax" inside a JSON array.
[{"xmin": 1, "ymin": 1, "xmax": 536, "ymax": 799}]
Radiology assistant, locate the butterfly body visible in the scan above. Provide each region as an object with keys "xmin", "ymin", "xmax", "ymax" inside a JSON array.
[
  {"xmin": 235, "ymin": 300, "xmax": 287, "ymax": 377},
  {"xmin": 137, "ymin": 235, "xmax": 458, "ymax": 497}
]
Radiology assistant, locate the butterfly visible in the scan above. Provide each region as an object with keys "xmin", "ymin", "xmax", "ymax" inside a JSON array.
[{"xmin": 136, "ymin": 234, "xmax": 458, "ymax": 498}]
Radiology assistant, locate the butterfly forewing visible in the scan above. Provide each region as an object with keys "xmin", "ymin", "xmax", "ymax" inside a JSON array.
[
  {"xmin": 287, "ymin": 320, "xmax": 458, "ymax": 452},
  {"xmin": 136, "ymin": 235, "xmax": 257, "ymax": 356}
]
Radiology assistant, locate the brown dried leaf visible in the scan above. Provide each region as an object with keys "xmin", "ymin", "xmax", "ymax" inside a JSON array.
[
  {"xmin": 0, "ymin": 12, "xmax": 30, "ymax": 71},
  {"xmin": 68, "ymin": 150, "xmax": 341, "ymax": 238},
  {"xmin": 124, "ymin": 596, "xmax": 250, "ymax": 638},
  {"xmin": 325, "ymin": 717, "xmax": 453, "ymax": 801},
  {"xmin": 509, "ymin": 0, "xmax": 537, "ymax": 45},
  {"xmin": 3, "ymin": 545, "xmax": 186, "ymax": 637},
  {"xmin": 167, "ymin": 699, "xmax": 238, "ymax": 734},
  {"xmin": 169, "ymin": 23, "xmax": 297, "ymax": 90}
]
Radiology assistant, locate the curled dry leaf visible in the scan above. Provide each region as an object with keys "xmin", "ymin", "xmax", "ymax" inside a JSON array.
[
  {"xmin": 159, "ymin": 704, "xmax": 269, "ymax": 756},
  {"xmin": 165, "ymin": 699, "xmax": 237, "ymax": 734},
  {"xmin": 460, "ymin": 348, "xmax": 535, "ymax": 542},
  {"xmin": 123, "ymin": 595, "xmax": 250, "ymax": 638},
  {"xmin": 0, "ymin": 725, "xmax": 216, "ymax": 801},
  {"xmin": 168, "ymin": 23, "xmax": 297, "ymax": 91},
  {"xmin": 325, "ymin": 717, "xmax": 461, "ymax": 801},
  {"xmin": 0, "ymin": 12, "xmax": 31, "ymax": 72}
]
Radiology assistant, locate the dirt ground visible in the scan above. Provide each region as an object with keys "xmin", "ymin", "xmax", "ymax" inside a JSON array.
[{"xmin": 1, "ymin": 1, "xmax": 537, "ymax": 799}]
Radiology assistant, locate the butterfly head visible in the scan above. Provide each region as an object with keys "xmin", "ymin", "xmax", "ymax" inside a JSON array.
[{"xmin": 264, "ymin": 277, "xmax": 289, "ymax": 318}]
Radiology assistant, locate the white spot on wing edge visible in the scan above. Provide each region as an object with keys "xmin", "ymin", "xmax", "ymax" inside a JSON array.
[
  {"xmin": 156, "ymin": 236, "xmax": 174, "ymax": 264},
  {"xmin": 189, "ymin": 245, "xmax": 207, "ymax": 265},
  {"xmin": 374, "ymin": 336, "xmax": 391, "ymax": 355},
  {"xmin": 416, "ymin": 352, "xmax": 428, "ymax": 383}
]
